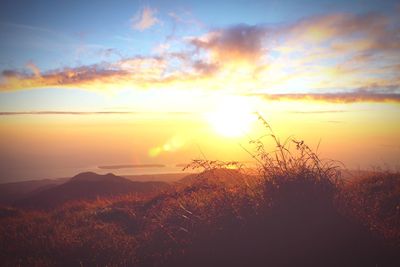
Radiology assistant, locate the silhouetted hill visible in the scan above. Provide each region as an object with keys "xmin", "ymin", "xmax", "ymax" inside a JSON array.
[
  {"xmin": 0, "ymin": 178, "xmax": 68, "ymax": 205},
  {"xmin": 15, "ymin": 172, "xmax": 170, "ymax": 209}
]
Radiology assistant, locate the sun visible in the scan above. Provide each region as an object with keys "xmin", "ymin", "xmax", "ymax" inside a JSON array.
[{"xmin": 205, "ymin": 96, "xmax": 257, "ymax": 138}]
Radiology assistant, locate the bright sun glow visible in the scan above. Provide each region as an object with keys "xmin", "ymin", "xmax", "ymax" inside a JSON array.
[{"xmin": 205, "ymin": 96, "xmax": 257, "ymax": 138}]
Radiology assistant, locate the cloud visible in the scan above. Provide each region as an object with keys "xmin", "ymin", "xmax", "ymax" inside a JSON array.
[
  {"xmin": 192, "ymin": 60, "xmax": 219, "ymax": 75},
  {"xmin": 0, "ymin": 56, "xmax": 173, "ymax": 91},
  {"xmin": 253, "ymin": 92, "xmax": 400, "ymax": 103},
  {"xmin": 1, "ymin": 70, "xmax": 21, "ymax": 78},
  {"xmin": 168, "ymin": 10, "xmax": 203, "ymax": 28},
  {"xmin": 275, "ymin": 14, "xmax": 398, "ymax": 60},
  {"xmin": 0, "ymin": 54, "xmax": 219, "ymax": 92},
  {"xmin": 190, "ymin": 24, "xmax": 266, "ymax": 63},
  {"xmin": 1, "ymin": 11, "xmax": 400, "ymax": 103},
  {"xmin": 0, "ymin": 64, "xmax": 129, "ymax": 91},
  {"xmin": 131, "ymin": 6, "xmax": 160, "ymax": 31},
  {"xmin": 25, "ymin": 61, "xmax": 41, "ymax": 77}
]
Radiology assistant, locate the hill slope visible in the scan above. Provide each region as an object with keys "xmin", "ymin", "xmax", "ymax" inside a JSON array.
[
  {"xmin": 15, "ymin": 172, "xmax": 169, "ymax": 209},
  {"xmin": 0, "ymin": 178, "xmax": 68, "ymax": 205},
  {"xmin": 1, "ymin": 170, "xmax": 399, "ymax": 266}
]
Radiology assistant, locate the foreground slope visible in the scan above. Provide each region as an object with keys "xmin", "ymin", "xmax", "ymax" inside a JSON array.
[{"xmin": 0, "ymin": 169, "xmax": 399, "ymax": 267}]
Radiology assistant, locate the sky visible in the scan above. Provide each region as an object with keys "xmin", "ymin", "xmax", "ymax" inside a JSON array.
[{"xmin": 0, "ymin": 0, "xmax": 399, "ymax": 182}]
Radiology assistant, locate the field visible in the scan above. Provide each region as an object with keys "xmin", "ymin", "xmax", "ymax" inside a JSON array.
[{"xmin": 1, "ymin": 121, "xmax": 399, "ymax": 267}]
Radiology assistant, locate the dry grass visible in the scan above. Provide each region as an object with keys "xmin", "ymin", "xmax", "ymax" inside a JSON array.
[
  {"xmin": 339, "ymin": 171, "xmax": 400, "ymax": 244},
  {"xmin": 0, "ymin": 116, "xmax": 399, "ymax": 266}
]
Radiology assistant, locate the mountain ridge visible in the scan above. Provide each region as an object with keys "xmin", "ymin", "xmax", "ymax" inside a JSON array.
[{"xmin": 14, "ymin": 172, "xmax": 170, "ymax": 209}]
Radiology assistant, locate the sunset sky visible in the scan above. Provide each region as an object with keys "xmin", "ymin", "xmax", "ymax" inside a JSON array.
[{"xmin": 1, "ymin": 0, "xmax": 399, "ymax": 182}]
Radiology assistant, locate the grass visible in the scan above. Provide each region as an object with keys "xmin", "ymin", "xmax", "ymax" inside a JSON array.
[{"xmin": 0, "ymin": 116, "xmax": 399, "ymax": 266}]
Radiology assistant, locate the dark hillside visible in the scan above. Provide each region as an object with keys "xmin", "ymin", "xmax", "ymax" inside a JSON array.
[{"xmin": 14, "ymin": 172, "xmax": 169, "ymax": 209}]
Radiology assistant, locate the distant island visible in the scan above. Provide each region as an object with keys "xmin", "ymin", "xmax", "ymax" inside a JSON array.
[{"xmin": 98, "ymin": 164, "xmax": 166, "ymax": 169}]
